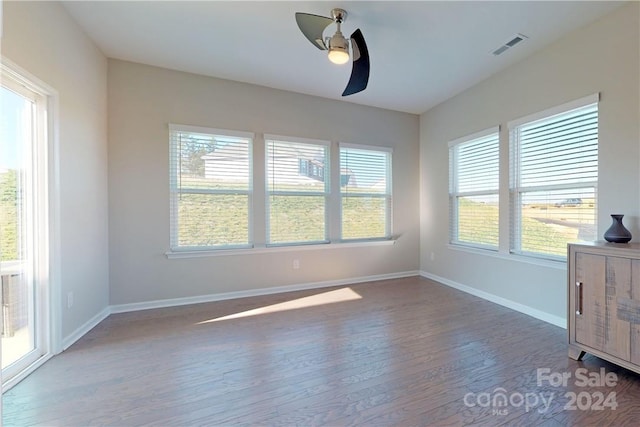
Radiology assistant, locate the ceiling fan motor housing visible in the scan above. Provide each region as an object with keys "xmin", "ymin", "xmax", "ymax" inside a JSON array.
[
  {"xmin": 329, "ymin": 31, "xmax": 349, "ymax": 53},
  {"xmin": 327, "ymin": 8, "xmax": 350, "ymax": 64}
]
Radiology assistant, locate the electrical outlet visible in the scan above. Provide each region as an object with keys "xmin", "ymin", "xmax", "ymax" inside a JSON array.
[
  {"xmin": 67, "ymin": 291, "xmax": 74, "ymax": 308},
  {"xmin": 293, "ymin": 259, "xmax": 300, "ymax": 270}
]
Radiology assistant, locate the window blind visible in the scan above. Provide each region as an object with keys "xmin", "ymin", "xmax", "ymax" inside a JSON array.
[
  {"xmin": 449, "ymin": 129, "xmax": 500, "ymax": 249},
  {"xmin": 169, "ymin": 125, "xmax": 253, "ymax": 250},
  {"xmin": 510, "ymin": 100, "xmax": 598, "ymax": 258},
  {"xmin": 266, "ymin": 137, "xmax": 329, "ymax": 245},
  {"xmin": 340, "ymin": 145, "xmax": 392, "ymax": 240}
]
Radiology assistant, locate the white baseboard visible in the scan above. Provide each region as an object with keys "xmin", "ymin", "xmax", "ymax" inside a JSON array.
[
  {"xmin": 62, "ymin": 307, "xmax": 111, "ymax": 350},
  {"xmin": 61, "ymin": 270, "xmax": 564, "ymax": 353},
  {"xmin": 110, "ymin": 270, "xmax": 420, "ymax": 314},
  {"xmin": 420, "ymin": 270, "xmax": 566, "ymax": 329},
  {"xmin": 2, "ymin": 353, "xmax": 53, "ymax": 393}
]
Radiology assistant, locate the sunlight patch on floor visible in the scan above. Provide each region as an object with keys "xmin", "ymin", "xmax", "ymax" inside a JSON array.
[{"xmin": 197, "ymin": 287, "xmax": 362, "ymax": 324}]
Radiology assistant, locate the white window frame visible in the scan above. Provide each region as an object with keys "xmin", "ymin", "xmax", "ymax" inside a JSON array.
[
  {"xmin": 1, "ymin": 58, "xmax": 60, "ymax": 390},
  {"xmin": 339, "ymin": 143, "xmax": 393, "ymax": 241},
  {"xmin": 264, "ymin": 134, "xmax": 330, "ymax": 246},
  {"xmin": 165, "ymin": 134, "xmax": 397, "ymax": 258},
  {"xmin": 509, "ymin": 94, "xmax": 599, "ymax": 260},
  {"xmin": 448, "ymin": 127, "xmax": 500, "ymax": 251},
  {"xmin": 169, "ymin": 124, "xmax": 254, "ymax": 251}
]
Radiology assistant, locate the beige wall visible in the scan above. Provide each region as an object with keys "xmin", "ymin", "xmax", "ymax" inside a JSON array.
[
  {"xmin": 420, "ymin": 2, "xmax": 640, "ymax": 321},
  {"xmin": 2, "ymin": 1, "xmax": 109, "ymax": 340},
  {"xmin": 4, "ymin": 0, "xmax": 633, "ymax": 336},
  {"xmin": 107, "ymin": 60, "xmax": 420, "ymax": 305}
]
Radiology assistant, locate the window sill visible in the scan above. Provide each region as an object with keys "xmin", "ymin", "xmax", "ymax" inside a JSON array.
[
  {"xmin": 447, "ymin": 244, "xmax": 567, "ymax": 270},
  {"xmin": 166, "ymin": 239, "xmax": 396, "ymax": 259}
]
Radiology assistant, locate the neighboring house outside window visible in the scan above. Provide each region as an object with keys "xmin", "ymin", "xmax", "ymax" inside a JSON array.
[
  {"xmin": 169, "ymin": 125, "xmax": 253, "ymax": 251},
  {"xmin": 266, "ymin": 135, "xmax": 330, "ymax": 245},
  {"xmin": 340, "ymin": 144, "xmax": 392, "ymax": 240},
  {"xmin": 169, "ymin": 126, "xmax": 394, "ymax": 252},
  {"xmin": 298, "ymin": 158, "xmax": 325, "ymax": 182}
]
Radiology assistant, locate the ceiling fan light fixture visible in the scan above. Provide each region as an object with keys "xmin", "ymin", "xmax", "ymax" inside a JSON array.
[
  {"xmin": 296, "ymin": 7, "xmax": 369, "ymax": 95},
  {"xmin": 327, "ymin": 32, "xmax": 349, "ymax": 64}
]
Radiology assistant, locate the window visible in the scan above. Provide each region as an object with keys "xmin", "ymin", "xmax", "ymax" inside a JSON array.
[
  {"xmin": 449, "ymin": 128, "xmax": 500, "ymax": 249},
  {"xmin": 510, "ymin": 95, "xmax": 598, "ymax": 259},
  {"xmin": 169, "ymin": 125, "xmax": 253, "ymax": 250},
  {"xmin": 265, "ymin": 136, "xmax": 329, "ymax": 245},
  {"xmin": 1, "ymin": 62, "xmax": 53, "ymax": 386},
  {"xmin": 340, "ymin": 144, "xmax": 392, "ymax": 240},
  {"xmin": 168, "ymin": 128, "xmax": 395, "ymax": 254}
]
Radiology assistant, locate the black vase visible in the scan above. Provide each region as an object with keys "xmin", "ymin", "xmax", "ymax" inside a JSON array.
[{"xmin": 604, "ymin": 214, "xmax": 632, "ymax": 243}]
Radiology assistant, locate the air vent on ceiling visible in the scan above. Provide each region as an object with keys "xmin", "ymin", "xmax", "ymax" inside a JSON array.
[{"xmin": 492, "ymin": 33, "xmax": 529, "ymax": 56}]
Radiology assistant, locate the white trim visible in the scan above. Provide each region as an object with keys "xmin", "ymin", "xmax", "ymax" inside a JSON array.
[
  {"xmin": 513, "ymin": 182, "xmax": 597, "ymax": 194},
  {"xmin": 339, "ymin": 142, "xmax": 393, "ymax": 153},
  {"xmin": 166, "ymin": 238, "xmax": 396, "ymax": 259},
  {"xmin": 449, "ymin": 241, "xmax": 500, "ymax": 254},
  {"xmin": 62, "ymin": 307, "xmax": 111, "ymax": 350},
  {"xmin": 2, "ymin": 353, "xmax": 53, "ymax": 393},
  {"xmin": 263, "ymin": 134, "xmax": 330, "ymax": 147},
  {"xmin": 111, "ymin": 270, "xmax": 419, "ymax": 314},
  {"xmin": 168, "ymin": 123, "xmax": 254, "ymax": 140},
  {"xmin": 48, "ymin": 84, "xmax": 63, "ymax": 355},
  {"xmin": 1, "ymin": 58, "xmax": 63, "ymax": 377},
  {"xmin": 420, "ymin": 270, "xmax": 566, "ymax": 328},
  {"xmin": 1, "ymin": 58, "xmax": 57, "ymax": 96},
  {"xmin": 268, "ymin": 190, "xmax": 328, "ymax": 197},
  {"xmin": 507, "ymin": 93, "xmax": 599, "ymax": 129},
  {"xmin": 447, "ymin": 243, "xmax": 567, "ymax": 270},
  {"xmin": 450, "ymin": 189, "xmax": 499, "ymax": 198},
  {"xmin": 448, "ymin": 126, "xmax": 500, "ymax": 148}
]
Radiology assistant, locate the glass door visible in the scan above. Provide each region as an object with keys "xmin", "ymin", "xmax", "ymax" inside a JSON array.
[{"xmin": 1, "ymin": 70, "xmax": 49, "ymax": 386}]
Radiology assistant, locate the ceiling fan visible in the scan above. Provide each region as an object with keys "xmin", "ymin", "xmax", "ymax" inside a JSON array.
[{"xmin": 295, "ymin": 8, "xmax": 370, "ymax": 97}]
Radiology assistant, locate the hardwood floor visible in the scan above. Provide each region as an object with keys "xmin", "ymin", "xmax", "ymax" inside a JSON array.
[{"xmin": 4, "ymin": 276, "xmax": 640, "ymax": 426}]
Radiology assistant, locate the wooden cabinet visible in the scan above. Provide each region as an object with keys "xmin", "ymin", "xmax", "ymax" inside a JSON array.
[{"xmin": 568, "ymin": 242, "xmax": 640, "ymax": 374}]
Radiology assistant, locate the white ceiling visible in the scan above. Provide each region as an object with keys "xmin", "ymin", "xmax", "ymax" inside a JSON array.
[{"xmin": 62, "ymin": 1, "xmax": 624, "ymax": 114}]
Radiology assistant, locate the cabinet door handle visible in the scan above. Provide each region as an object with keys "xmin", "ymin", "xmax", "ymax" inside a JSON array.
[{"xmin": 576, "ymin": 281, "xmax": 583, "ymax": 316}]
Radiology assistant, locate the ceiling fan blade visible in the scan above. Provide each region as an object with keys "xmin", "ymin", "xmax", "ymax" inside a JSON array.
[
  {"xmin": 342, "ymin": 29, "xmax": 370, "ymax": 96},
  {"xmin": 295, "ymin": 12, "xmax": 333, "ymax": 50}
]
